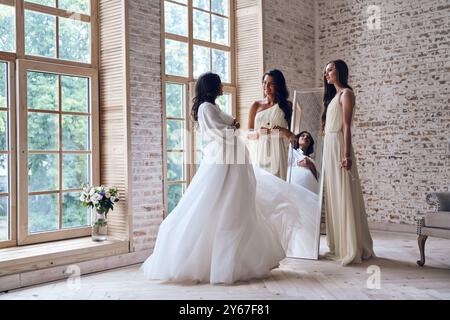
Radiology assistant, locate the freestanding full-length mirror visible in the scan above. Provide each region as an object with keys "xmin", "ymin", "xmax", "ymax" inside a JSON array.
[{"xmin": 285, "ymin": 88, "xmax": 324, "ymax": 260}]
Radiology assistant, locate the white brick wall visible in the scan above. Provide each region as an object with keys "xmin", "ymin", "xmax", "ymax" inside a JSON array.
[
  {"xmin": 127, "ymin": 0, "xmax": 164, "ymax": 251},
  {"xmin": 315, "ymin": 0, "xmax": 450, "ymax": 225},
  {"xmin": 262, "ymin": 0, "xmax": 450, "ymax": 226},
  {"xmin": 262, "ymin": 0, "xmax": 316, "ymax": 91}
]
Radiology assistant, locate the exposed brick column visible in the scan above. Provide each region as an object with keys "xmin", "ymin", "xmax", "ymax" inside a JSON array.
[{"xmin": 127, "ymin": 0, "xmax": 164, "ymax": 251}]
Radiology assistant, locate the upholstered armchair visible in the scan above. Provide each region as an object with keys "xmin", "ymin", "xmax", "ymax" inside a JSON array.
[{"xmin": 416, "ymin": 192, "xmax": 450, "ymax": 266}]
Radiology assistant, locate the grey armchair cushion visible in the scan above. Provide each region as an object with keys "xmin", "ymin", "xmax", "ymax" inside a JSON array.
[
  {"xmin": 421, "ymin": 226, "xmax": 450, "ymax": 238},
  {"xmin": 425, "ymin": 212, "xmax": 450, "ymax": 229},
  {"xmin": 426, "ymin": 192, "xmax": 450, "ymax": 211},
  {"xmin": 417, "ymin": 191, "xmax": 450, "ymax": 266}
]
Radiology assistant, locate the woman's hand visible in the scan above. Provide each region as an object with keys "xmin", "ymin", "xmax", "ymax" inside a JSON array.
[
  {"xmin": 272, "ymin": 125, "xmax": 285, "ymax": 134},
  {"xmin": 341, "ymin": 156, "xmax": 352, "ymax": 171},
  {"xmin": 259, "ymin": 127, "xmax": 271, "ymax": 135},
  {"xmin": 272, "ymin": 125, "xmax": 293, "ymax": 139},
  {"xmin": 298, "ymin": 157, "xmax": 313, "ymax": 169},
  {"xmin": 246, "ymin": 130, "xmax": 259, "ymax": 140},
  {"xmin": 298, "ymin": 157, "xmax": 319, "ymax": 180}
]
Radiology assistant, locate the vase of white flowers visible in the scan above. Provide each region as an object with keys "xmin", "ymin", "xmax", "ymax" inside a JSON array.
[
  {"xmin": 92, "ymin": 211, "xmax": 108, "ymax": 241},
  {"xmin": 80, "ymin": 184, "xmax": 120, "ymax": 241}
]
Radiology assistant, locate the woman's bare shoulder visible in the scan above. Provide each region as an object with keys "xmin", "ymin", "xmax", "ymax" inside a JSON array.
[
  {"xmin": 341, "ymin": 88, "xmax": 355, "ymax": 98},
  {"xmin": 340, "ymin": 88, "xmax": 355, "ymax": 105},
  {"xmin": 250, "ymin": 100, "xmax": 266, "ymax": 112}
]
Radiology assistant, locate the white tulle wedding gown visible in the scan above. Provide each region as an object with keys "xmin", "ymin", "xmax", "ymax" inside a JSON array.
[
  {"xmin": 141, "ymin": 102, "xmax": 318, "ymax": 284},
  {"xmin": 288, "ymin": 148, "xmax": 319, "ymax": 194}
]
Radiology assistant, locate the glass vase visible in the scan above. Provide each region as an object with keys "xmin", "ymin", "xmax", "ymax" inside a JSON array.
[{"xmin": 91, "ymin": 211, "xmax": 108, "ymax": 241}]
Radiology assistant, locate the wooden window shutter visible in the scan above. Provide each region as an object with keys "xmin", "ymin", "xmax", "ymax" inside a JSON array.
[{"xmin": 236, "ymin": 0, "xmax": 264, "ymax": 129}]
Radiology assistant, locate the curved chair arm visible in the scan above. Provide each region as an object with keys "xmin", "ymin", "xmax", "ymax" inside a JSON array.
[{"xmin": 426, "ymin": 192, "xmax": 450, "ymax": 211}]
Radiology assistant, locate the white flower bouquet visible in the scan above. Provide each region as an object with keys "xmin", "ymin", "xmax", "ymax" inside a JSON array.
[{"xmin": 80, "ymin": 184, "xmax": 120, "ymax": 224}]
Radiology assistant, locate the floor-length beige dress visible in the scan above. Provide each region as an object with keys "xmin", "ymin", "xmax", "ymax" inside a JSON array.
[
  {"xmin": 253, "ymin": 104, "xmax": 289, "ymax": 180},
  {"xmin": 323, "ymin": 90, "xmax": 374, "ymax": 265}
]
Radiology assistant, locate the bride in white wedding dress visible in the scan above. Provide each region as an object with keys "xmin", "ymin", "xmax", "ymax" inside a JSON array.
[
  {"xmin": 288, "ymin": 131, "xmax": 319, "ymax": 194},
  {"xmin": 141, "ymin": 73, "xmax": 318, "ymax": 284}
]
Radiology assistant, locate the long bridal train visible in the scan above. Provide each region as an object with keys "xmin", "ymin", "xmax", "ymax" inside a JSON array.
[{"xmin": 254, "ymin": 166, "xmax": 320, "ymax": 259}]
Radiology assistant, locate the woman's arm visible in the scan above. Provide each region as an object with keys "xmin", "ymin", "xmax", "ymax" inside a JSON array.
[
  {"xmin": 340, "ymin": 89, "xmax": 355, "ymax": 171},
  {"xmin": 247, "ymin": 101, "xmax": 261, "ymax": 139},
  {"xmin": 201, "ymin": 103, "xmax": 234, "ymax": 129},
  {"xmin": 272, "ymin": 126, "xmax": 294, "ymax": 140},
  {"xmin": 298, "ymin": 158, "xmax": 318, "ymax": 180},
  {"xmin": 248, "ymin": 101, "xmax": 259, "ymax": 129},
  {"xmin": 217, "ymin": 106, "xmax": 236, "ymax": 127}
]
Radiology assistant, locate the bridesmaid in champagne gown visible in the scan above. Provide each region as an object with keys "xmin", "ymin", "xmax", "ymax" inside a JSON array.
[
  {"xmin": 322, "ymin": 60, "xmax": 375, "ymax": 265},
  {"xmin": 253, "ymin": 104, "xmax": 290, "ymax": 179},
  {"xmin": 248, "ymin": 69, "xmax": 292, "ymax": 180}
]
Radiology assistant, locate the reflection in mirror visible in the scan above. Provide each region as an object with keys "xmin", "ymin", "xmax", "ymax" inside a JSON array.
[{"xmin": 285, "ymin": 88, "xmax": 324, "ymax": 260}]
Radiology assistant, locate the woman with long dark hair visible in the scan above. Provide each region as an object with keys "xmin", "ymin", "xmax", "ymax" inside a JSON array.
[
  {"xmin": 191, "ymin": 72, "xmax": 227, "ymax": 123},
  {"xmin": 248, "ymin": 69, "xmax": 292, "ymax": 179},
  {"xmin": 322, "ymin": 59, "xmax": 374, "ymax": 265},
  {"xmin": 288, "ymin": 131, "xmax": 319, "ymax": 194}
]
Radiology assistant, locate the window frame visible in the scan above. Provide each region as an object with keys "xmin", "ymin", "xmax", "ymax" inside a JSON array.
[
  {"xmin": 17, "ymin": 59, "xmax": 100, "ymax": 245},
  {"xmin": 0, "ymin": 58, "xmax": 17, "ymax": 249},
  {"xmin": 0, "ymin": 0, "xmax": 98, "ymax": 68},
  {"xmin": 161, "ymin": 0, "xmax": 236, "ymax": 217},
  {"xmin": 0, "ymin": 0, "xmax": 99, "ymax": 247}
]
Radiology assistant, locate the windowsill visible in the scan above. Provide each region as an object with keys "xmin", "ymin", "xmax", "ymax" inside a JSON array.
[{"xmin": 0, "ymin": 237, "xmax": 129, "ymax": 277}]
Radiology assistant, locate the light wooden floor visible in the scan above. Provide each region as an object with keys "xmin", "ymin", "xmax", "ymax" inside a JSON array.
[{"xmin": 1, "ymin": 230, "xmax": 449, "ymax": 300}]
